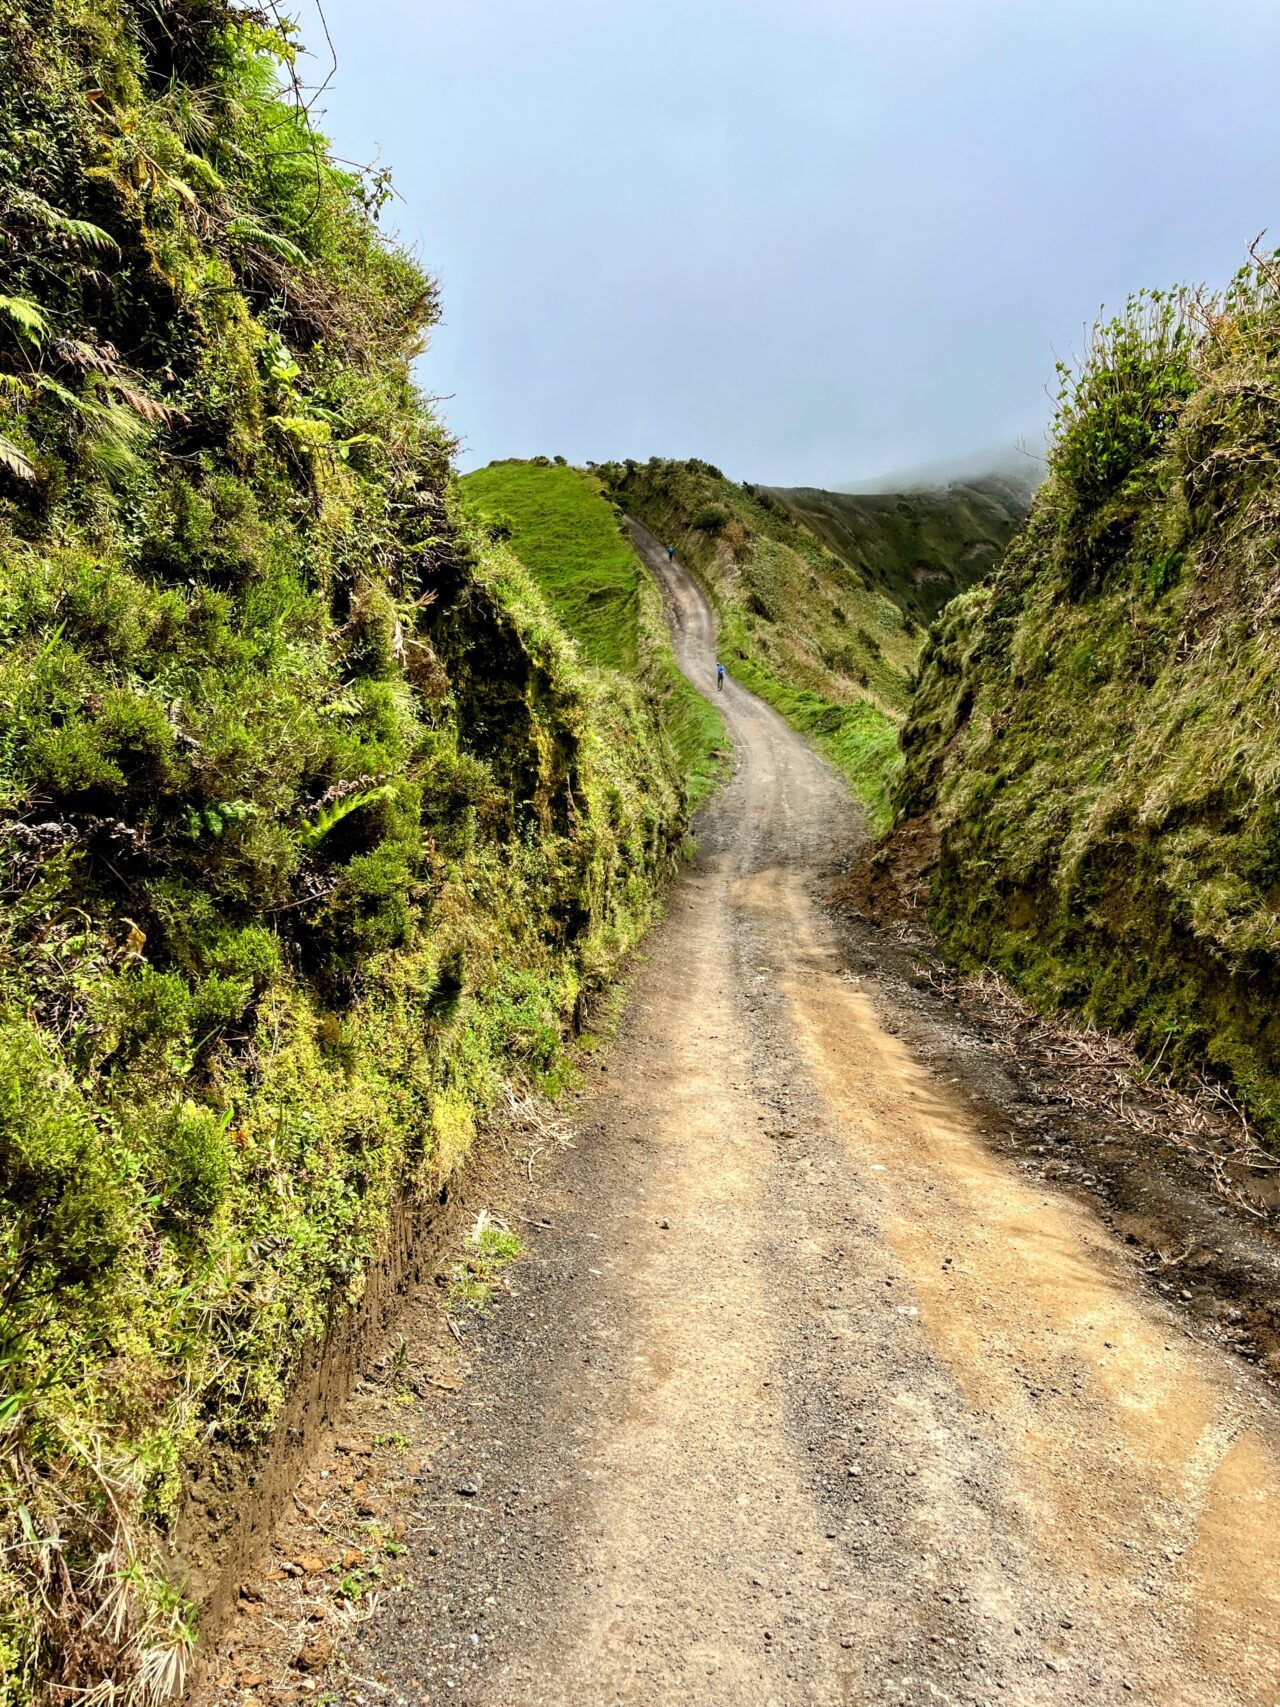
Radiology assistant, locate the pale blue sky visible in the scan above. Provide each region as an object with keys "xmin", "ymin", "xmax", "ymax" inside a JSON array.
[{"xmin": 308, "ymin": 0, "xmax": 1280, "ymax": 486}]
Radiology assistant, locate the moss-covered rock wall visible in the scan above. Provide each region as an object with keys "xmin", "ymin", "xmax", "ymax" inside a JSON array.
[
  {"xmin": 0, "ymin": 5, "xmax": 685, "ymax": 1698},
  {"xmin": 899, "ymin": 271, "xmax": 1280, "ymax": 1141}
]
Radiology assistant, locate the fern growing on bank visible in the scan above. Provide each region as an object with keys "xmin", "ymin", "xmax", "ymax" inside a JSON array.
[{"xmin": 0, "ymin": 5, "xmax": 688, "ymax": 1700}]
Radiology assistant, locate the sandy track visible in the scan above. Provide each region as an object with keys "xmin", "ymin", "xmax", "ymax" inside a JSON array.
[{"xmin": 324, "ymin": 525, "xmax": 1280, "ymax": 1707}]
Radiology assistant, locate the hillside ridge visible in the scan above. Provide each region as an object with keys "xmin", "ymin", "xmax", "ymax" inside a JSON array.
[
  {"xmin": 770, "ymin": 477, "xmax": 1030, "ymax": 623},
  {"xmin": 598, "ymin": 456, "xmax": 1029, "ymax": 824}
]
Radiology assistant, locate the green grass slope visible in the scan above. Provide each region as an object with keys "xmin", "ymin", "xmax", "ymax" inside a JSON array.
[
  {"xmin": 460, "ymin": 460, "xmax": 727, "ymax": 804},
  {"xmin": 462, "ymin": 459, "xmax": 643, "ymax": 673},
  {"xmin": 898, "ymin": 268, "xmax": 1280, "ymax": 1139},
  {"xmin": 0, "ymin": 8, "xmax": 686, "ymax": 1699},
  {"xmin": 599, "ymin": 458, "xmax": 1028, "ymax": 827},
  {"xmin": 773, "ymin": 477, "xmax": 1029, "ymax": 624}
]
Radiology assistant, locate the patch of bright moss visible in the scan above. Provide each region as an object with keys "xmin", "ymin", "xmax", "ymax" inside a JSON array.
[
  {"xmin": 0, "ymin": 6, "xmax": 688, "ymax": 1697},
  {"xmin": 461, "ymin": 459, "xmax": 729, "ymax": 808}
]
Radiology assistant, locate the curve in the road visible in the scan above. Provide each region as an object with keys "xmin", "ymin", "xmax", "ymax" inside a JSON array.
[{"xmin": 334, "ymin": 526, "xmax": 1280, "ymax": 1707}]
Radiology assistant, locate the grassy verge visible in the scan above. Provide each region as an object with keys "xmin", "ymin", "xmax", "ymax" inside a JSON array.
[{"xmin": 741, "ymin": 670, "xmax": 905, "ymax": 828}]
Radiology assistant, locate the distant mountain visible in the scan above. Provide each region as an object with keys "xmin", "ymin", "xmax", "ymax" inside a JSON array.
[
  {"xmin": 838, "ymin": 447, "xmax": 1045, "ymax": 499},
  {"xmin": 766, "ymin": 476, "xmax": 1031, "ymax": 624}
]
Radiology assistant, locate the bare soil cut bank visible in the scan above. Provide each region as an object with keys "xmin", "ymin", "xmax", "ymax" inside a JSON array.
[{"xmin": 174, "ymin": 1162, "xmax": 488, "ymax": 1697}]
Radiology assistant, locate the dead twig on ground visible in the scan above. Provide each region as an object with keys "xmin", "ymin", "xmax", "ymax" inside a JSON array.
[{"xmin": 910, "ymin": 952, "xmax": 1277, "ymax": 1223}]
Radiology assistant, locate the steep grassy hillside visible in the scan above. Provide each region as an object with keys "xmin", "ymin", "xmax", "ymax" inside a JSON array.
[
  {"xmin": 600, "ymin": 458, "xmax": 1026, "ymax": 826},
  {"xmin": 463, "ymin": 460, "xmax": 643, "ymax": 673},
  {"xmin": 774, "ymin": 476, "xmax": 1029, "ymax": 624},
  {"xmin": 0, "ymin": 7, "xmax": 685, "ymax": 1700},
  {"xmin": 898, "ymin": 269, "xmax": 1280, "ymax": 1139},
  {"xmin": 460, "ymin": 460, "xmax": 727, "ymax": 803}
]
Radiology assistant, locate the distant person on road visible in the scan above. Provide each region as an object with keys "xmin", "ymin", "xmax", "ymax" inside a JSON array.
[
  {"xmin": 666, "ymin": 544, "xmax": 675, "ymax": 562},
  {"xmin": 716, "ymin": 662, "xmax": 726, "ymax": 692}
]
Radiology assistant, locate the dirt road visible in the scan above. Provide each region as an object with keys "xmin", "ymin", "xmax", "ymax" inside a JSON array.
[{"xmin": 322, "ymin": 526, "xmax": 1280, "ymax": 1706}]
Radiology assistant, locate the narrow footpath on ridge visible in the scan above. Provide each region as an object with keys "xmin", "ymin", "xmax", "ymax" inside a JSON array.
[{"xmin": 217, "ymin": 524, "xmax": 1280, "ymax": 1707}]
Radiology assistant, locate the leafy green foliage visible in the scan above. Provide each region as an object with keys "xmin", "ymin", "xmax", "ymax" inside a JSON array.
[
  {"xmin": 0, "ymin": 6, "xmax": 688, "ymax": 1700},
  {"xmin": 0, "ymin": 296, "xmax": 47, "ymax": 348},
  {"xmin": 899, "ymin": 252, "xmax": 1280, "ymax": 1141},
  {"xmin": 1045, "ymin": 289, "xmax": 1199, "ymax": 596},
  {"xmin": 1050, "ymin": 288, "xmax": 1196, "ymax": 509},
  {"xmin": 0, "ymin": 435, "xmax": 34, "ymax": 480},
  {"xmin": 298, "ymin": 785, "xmax": 397, "ymax": 849}
]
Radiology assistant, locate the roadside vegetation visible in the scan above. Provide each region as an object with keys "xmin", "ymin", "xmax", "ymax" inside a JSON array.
[
  {"xmin": 448, "ymin": 1210, "xmax": 522, "ymax": 1312},
  {"xmin": 460, "ymin": 459, "xmax": 728, "ymax": 806},
  {"xmin": 600, "ymin": 457, "xmax": 1023, "ymax": 827},
  {"xmin": 0, "ymin": 6, "xmax": 689, "ymax": 1700},
  {"xmin": 898, "ymin": 262, "xmax": 1280, "ymax": 1140}
]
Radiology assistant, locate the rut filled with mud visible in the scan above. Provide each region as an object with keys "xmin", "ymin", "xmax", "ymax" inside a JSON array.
[{"xmin": 196, "ymin": 525, "xmax": 1280, "ymax": 1707}]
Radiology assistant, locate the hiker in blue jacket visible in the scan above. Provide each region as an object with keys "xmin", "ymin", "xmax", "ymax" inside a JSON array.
[
  {"xmin": 666, "ymin": 544, "xmax": 675, "ymax": 562},
  {"xmin": 716, "ymin": 662, "xmax": 726, "ymax": 692}
]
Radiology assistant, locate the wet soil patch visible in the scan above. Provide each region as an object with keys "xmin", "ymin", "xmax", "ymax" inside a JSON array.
[{"xmin": 827, "ymin": 859, "xmax": 1280, "ymax": 1388}]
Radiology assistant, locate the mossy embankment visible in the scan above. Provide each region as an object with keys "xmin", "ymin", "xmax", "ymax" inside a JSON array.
[
  {"xmin": 460, "ymin": 459, "xmax": 728, "ymax": 805},
  {"xmin": 600, "ymin": 458, "xmax": 1025, "ymax": 826},
  {"xmin": 897, "ymin": 268, "xmax": 1280, "ymax": 1140},
  {"xmin": 0, "ymin": 7, "xmax": 688, "ymax": 1700}
]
